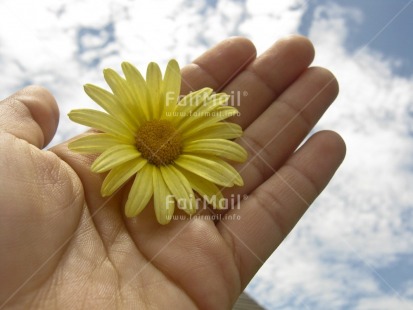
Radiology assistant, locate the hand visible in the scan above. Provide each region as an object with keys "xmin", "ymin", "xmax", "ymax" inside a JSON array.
[{"xmin": 0, "ymin": 36, "xmax": 345, "ymax": 309}]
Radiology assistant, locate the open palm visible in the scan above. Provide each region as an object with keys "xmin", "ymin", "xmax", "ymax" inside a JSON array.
[{"xmin": 0, "ymin": 36, "xmax": 345, "ymax": 309}]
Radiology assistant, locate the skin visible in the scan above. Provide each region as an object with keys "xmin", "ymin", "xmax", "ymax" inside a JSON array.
[{"xmin": 0, "ymin": 36, "xmax": 346, "ymax": 309}]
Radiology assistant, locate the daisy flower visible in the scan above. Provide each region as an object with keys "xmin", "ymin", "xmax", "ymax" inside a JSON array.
[{"xmin": 68, "ymin": 60, "xmax": 247, "ymax": 224}]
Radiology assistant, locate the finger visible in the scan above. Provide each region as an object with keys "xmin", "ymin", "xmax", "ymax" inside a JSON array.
[
  {"xmin": 0, "ymin": 85, "xmax": 59, "ymax": 148},
  {"xmin": 233, "ymin": 67, "xmax": 339, "ymax": 197},
  {"xmin": 224, "ymin": 35, "xmax": 315, "ymax": 128},
  {"xmin": 218, "ymin": 130, "xmax": 346, "ymax": 288},
  {"xmin": 180, "ymin": 36, "xmax": 256, "ymax": 95}
]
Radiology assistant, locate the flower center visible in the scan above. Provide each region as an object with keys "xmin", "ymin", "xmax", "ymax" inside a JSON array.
[{"xmin": 135, "ymin": 120, "xmax": 182, "ymax": 166}]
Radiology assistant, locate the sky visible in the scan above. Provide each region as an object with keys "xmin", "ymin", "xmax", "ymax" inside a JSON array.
[{"xmin": 1, "ymin": 0, "xmax": 413, "ymax": 309}]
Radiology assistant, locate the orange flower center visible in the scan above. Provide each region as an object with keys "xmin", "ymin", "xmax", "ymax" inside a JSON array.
[{"xmin": 135, "ymin": 120, "xmax": 182, "ymax": 166}]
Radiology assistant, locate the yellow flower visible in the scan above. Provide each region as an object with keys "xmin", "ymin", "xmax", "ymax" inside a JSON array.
[{"xmin": 68, "ymin": 60, "xmax": 247, "ymax": 224}]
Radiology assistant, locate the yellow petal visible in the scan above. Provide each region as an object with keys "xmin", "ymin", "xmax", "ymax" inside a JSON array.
[
  {"xmin": 178, "ymin": 168, "xmax": 225, "ymax": 209},
  {"xmin": 125, "ymin": 164, "xmax": 153, "ymax": 217},
  {"xmin": 153, "ymin": 168, "xmax": 175, "ymax": 225},
  {"xmin": 177, "ymin": 106, "xmax": 239, "ymax": 135},
  {"xmin": 146, "ymin": 62, "xmax": 162, "ymax": 119},
  {"xmin": 170, "ymin": 88, "xmax": 213, "ymax": 126},
  {"xmin": 68, "ymin": 133, "xmax": 128, "ymax": 154},
  {"xmin": 121, "ymin": 62, "xmax": 150, "ymax": 122},
  {"xmin": 183, "ymin": 139, "xmax": 248, "ymax": 162},
  {"xmin": 101, "ymin": 157, "xmax": 147, "ymax": 196},
  {"xmin": 91, "ymin": 145, "xmax": 141, "ymax": 173},
  {"xmin": 201, "ymin": 93, "xmax": 230, "ymax": 111},
  {"xmin": 175, "ymin": 154, "xmax": 243, "ymax": 187},
  {"xmin": 103, "ymin": 68, "xmax": 140, "ymax": 130},
  {"xmin": 68, "ymin": 109, "xmax": 133, "ymax": 141},
  {"xmin": 174, "ymin": 87, "xmax": 213, "ymax": 115},
  {"xmin": 160, "ymin": 165, "xmax": 197, "ymax": 215},
  {"xmin": 175, "ymin": 93, "xmax": 229, "ymax": 130},
  {"xmin": 83, "ymin": 84, "xmax": 125, "ymax": 120},
  {"xmin": 161, "ymin": 59, "xmax": 181, "ymax": 116},
  {"xmin": 182, "ymin": 122, "xmax": 242, "ymax": 140}
]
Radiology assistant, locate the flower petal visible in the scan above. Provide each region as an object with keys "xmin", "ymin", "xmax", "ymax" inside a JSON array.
[
  {"xmin": 182, "ymin": 122, "xmax": 243, "ymax": 140},
  {"xmin": 183, "ymin": 139, "xmax": 248, "ymax": 162},
  {"xmin": 125, "ymin": 164, "xmax": 153, "ymax": 217},
  {"xmin": 178, "ymin": 168, "xmax": 225, "ymax": 209},
  {"xmin": 103, "ymin": 68, "xmax": 140, "ymax": 130},
  {"xmin": 91, "ymin": 145, "xmax": 141, "ymax": 173},
  {"xmin": 146, "ymin": 62, "xmax": 162, "ymax": 119},
  {"xmin": 160, "ymin": 165, "xmax": 197, "ymax": 215},
  {"xmin": 68, "ymin": 109, "xmax": 133, "ymax": 140},
  {"xmin": 175, "ymin": 154, "xmax": 243, "ymax": 187},
  {"xmin": 121, "ymin": 62, "xmax": 150, "ymax": 122},
  {"xmin": 162, "ymin": 59, "xmax": 181, "ymax": 116},
  {"xmin": 175, "ymin": 93, "xmax": 229, "ymax": 130},
  {"xmin": 68, "ymin": 133, "xmax": 128, "ymax": 154},
  {"xmin": 199, "ymin": 93, "xmax": 230, "ymax": 112},
  {"xmin": 170, "ymin": 88, "xmax": 213, "ymax": 125},
  {"xmin": 177, "ymin": 106, "xmax": 239, "ymax": 135},
  {"xmin": 174, "ymin": 87, "xmax": 213, "ymax": 115},
  {"xmin": 101, "ymin": 157, "xmax": 147, "ymax": 196},
  {"xmin": 83, "ymin": 84, "xmax": 125, "ymax": 119},
  {"xmin": 153, "ymin": 168, "xmax": 175, "ymax": 225}
]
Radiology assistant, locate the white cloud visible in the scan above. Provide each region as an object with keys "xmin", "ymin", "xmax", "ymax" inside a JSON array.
[
  {"xmin": 247, "ymin": 2, "xmax": 413, "ymax": 309},
  {"xmin": 355, "ymin": 296, "xmax": 413, "ymax": 310},
  {"xmin": 309, "ymin": 3, "xmax": 413, "ymax": 262},
  {"xmin": 239, "ymin": 0, "xmax": 307, "ymax": 53}
]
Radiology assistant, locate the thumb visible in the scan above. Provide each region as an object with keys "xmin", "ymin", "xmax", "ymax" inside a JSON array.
[
  {"xmin": 0, "ymin": 85, "xmax": 59, "ymax": 148},
  {"xmin": 0, "ymin": 86, "xmax": 83, "ymax": 306}
]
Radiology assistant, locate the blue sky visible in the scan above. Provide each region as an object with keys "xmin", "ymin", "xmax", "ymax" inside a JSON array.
[
  {"xmin": 300, "ymin": 0, "xmax": 413, "ymax": 77},
  {"xmin": 1, "ymin": 0, "xmax": 413, "ymax": 309},
  {"xmin": 346, "ymin": 0, "xmax": 412, "ymax": 74}
]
